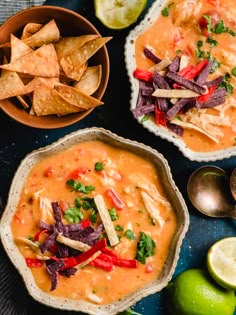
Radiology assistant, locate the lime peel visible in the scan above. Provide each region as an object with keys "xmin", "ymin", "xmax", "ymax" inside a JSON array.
[{"xmin": 94, "ymin": 0, "xmax": 147, "ymax": 30}]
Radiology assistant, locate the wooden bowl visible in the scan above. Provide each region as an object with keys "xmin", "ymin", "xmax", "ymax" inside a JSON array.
[{"xmin": 0, "ymin": 6, "xmax": 110, "ymax": 129}]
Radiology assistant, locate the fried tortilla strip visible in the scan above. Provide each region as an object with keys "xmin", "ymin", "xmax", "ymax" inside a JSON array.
[
  {"xmin": 55, "ymin": 84, "xmax": 103, "ymax": 109},
  {"xmin": 32, "ymin": 86, "xmax": 84, "ymax": 116},
  {"xmin": 60, "ymin": 37, "xmax": 111, "ymax": 80},
  {"xmin": 10, "ymin": 34, "xmax": 32, "ymax": 62},
  {"xmin": 21, "ymin": 23, "xmax": 43, "ymax": 40},
  {"xmin": 0, "ymin": 70, "xmax": 25, "ymax": 100},
  {"xmin": 0, "ymin": 43, "xmax": 59, "ymax": 78},
  {"xmin": 23, "ymin": 19, "xmax": 60, "ymax": 48},
  {"xmin": 73, "ymin": 65, "xmax": 102, "ymax": 95},
  {"xmin": 16, "ymin": 95, "xmax": 30, "ymax": 109},
  {"xmin": 94, "ymin": 194, "xmax": 120, "ymax": 247},
  {"xmin": 55, "ymin": 34, "xmax": 99, "ymax": 60}
]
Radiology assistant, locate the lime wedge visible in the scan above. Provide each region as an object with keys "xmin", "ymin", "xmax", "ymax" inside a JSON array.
[
  {"xmin": 207, "ymin": 237, "xmax": 236, "ymax": 290},
  {"xmin": 94, "ymin": 0, "xmax": 147, "ymax": 30}
]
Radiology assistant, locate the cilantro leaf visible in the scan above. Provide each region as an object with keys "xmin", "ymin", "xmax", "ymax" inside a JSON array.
[
  {"xmin": 136, "ymin": 232, "xmax": 156, "ymax": 264},
  {"xmin": 94, "ymin": 162, "xmax": 104, "ymax": 172},
  {"xmin": 115, "ymin": 225, "xmax": 124, "ymax": 232},
  {"xmin": 125, "ymin": 229, "xmax": 136, "ymax": 240},
  {"xmin": 66, "ymin": 179, "xmax": 95, "ymax": 194},
  {"xmin": 219, "ymin": 73, "xmax": 233, "ymax": 95},
  {"xmin": 161, "ymin": 2, "xmax": 174, "ymax": 17},
  {"xmin": 64, "ymin": 206, "xmax": 84, "ymax": 223},
  {"xmin": 108, "ymin": 208, "xmax": 119, "ymax": 221}
]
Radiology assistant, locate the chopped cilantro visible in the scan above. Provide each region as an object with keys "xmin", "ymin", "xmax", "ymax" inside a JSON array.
[
  {"xmin": 115, "ymin": 224, "xmax": 124, "ymax": 232},
  {"xmin": 214, "ymin": 19, "xmax": 236, "ymax": 36},
  {"xmin": 94, "ymin": 162, "xmax": 104, "ymax": 172},
  {"xmin": 150, "ymin": 217, "xmax": 156, "ymax": 226},
  {"xmin": 125, "ymin": 229, "xmax": 136, "ymax": 240},
  {"xmin": 202, "ymin": 14, "xmax": 214, "ymax": 34},
  {"xmin": 141, "ymin": 115, "xmax": 149, "ymax": 123},
  {"xmin": 136, "ymin": 232, "xmax": 156, "ymax": 264},
  {"xmin": 108, "ymin": 208, "xmax": 119, "ymax": 221},
  {"xmin": 28, "ymin": 235, "xmax": 34, "ymax": 241},
  {"xmin": 66, "ymin": 179, "xmax": 95, "ymax": 194},
  {"xmin": 219, "ymin": 73, "xmax": 233, "ymax": 95},
  {"xmin": 176, "ymin": 49, "xmax": 182, "ymax": 54},
  {"xmin": 161, "ymin": 2, "xmax": 174, "ymax": 17},
  {"xmin": 209, "ymin": 57, "xmax": 221, "ymax": 73},
  {"xmin": 64, "ymin": 206, "xmax": 84, "ymax": 223},
  {"xmin": 90, "ymin": 209, "xmax": 98, "ymax": 224},
  {"xmin": 206, "ymin": 36, "xmax": 218, "ymax": 48},
  {"xmin": 231, "ymin": 67, "xmax": 236, "ymax": 76}
]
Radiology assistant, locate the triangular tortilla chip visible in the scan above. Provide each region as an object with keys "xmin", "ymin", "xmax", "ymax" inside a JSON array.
[
  {"xmin": 23, "ymin": 19, "xmax": 60, "ymax": 48},
  {"xmin": 10, "ymin": 34, "xmax": 33, "ymax": 62},
  {"xmin": 0, "ymin": 44, "xmax": 59, "ymax": 78},
  {"xmin": 73, "ymin": 65, "xmax": 102, "ymax": 95},
  {"xmin": 60, "ymin": 37, "xmax": 111, "ymax": 80},
  {"xmin": 21, "ymin": 23, "xmax": 43, "ymax": 40},
  {"xmin": 55, "ymin": 34, "xmax": 99, "ymax": 60},
  {"xmin": 0, "ymin": 70, "xmax": 25, "ymax": 100},
  {"xmin": 24, "ymin": 77, "xmax": 59, "ymax": 94},
  {"xmin": 32, "ymin": 86, "xmax": 84, "ymax": 116},
  {"xmin": 54, "ymin": 84, "xmax": 103, "ymax": 109}
]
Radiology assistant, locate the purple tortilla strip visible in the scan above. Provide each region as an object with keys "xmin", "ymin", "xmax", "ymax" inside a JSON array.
[
  {"xmin": 196, "ymin": 96, "xmax": 226, "ymax": 108},
  {"xmin": 166, "ymin": 98, "xmax": 196, "ymax": 121},
  {"xmin": 167, "ymin": 122, "xmax": 184, "ymax": 136},
  {"xmin": 39, "ymin": 229, "xmax": 58, "ymax": 254},
  {"xmin": 168, "ymin": 56, "xmax": 180, "ymax": 72},
  {"xmin": 132, "ymin": 103, "xmax": 155, "ymax": 117},
  {"xmin": 196, "ymin": 59, "xmax": 213, "ymax": 85},
  {"xmin": 166, "ymin": 71, "xmax": 206, "ymax": 94},
  {"xmin": 143, "ymin": 47, "xmax": 161, "ymax": 64},
  {"xmin": 205, "ymin": 76, "xmax": 224, "ymax": 87}
]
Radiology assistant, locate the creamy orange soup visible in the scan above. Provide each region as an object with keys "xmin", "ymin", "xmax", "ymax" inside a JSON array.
[
  {"xmin": 135, "ymin": 0, "xmax": 236, "ymax": 152},
  {"xmin": 11, "ymin": 140, "xmax": 177, "ymax": 305}
]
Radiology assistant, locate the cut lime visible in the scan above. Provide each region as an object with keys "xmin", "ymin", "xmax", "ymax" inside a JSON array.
[
  {"xmin": 207, "ymin": 237, "xmax": 236, "ymax": 290},
  {"xmin": 94, "ymin": 0, "xmax": 147, "ymax": 30}
]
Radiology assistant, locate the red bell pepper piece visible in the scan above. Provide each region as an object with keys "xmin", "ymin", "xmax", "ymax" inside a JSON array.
[
  {"xmin": 111, "ymin": 256, "xmax": 138, "ymax": 268},
  {"xmin": 155, "ymin": 106, "xmax": 166, "ymax": 126},
  {"xmin": 133, "ymin": 68, "xmax": 153, "ymax": 82},
  {"xmin": 61, "ymin": 238, "xmax": 107, "ymax": 270},
  {"xmin": 178, "ymin": 65, "xmax": 194, "ymax": 77},
  {"xmin": 89, "ymin": 257, "xmax": 113, "ymax": 271},
  {"xmin": 198, "ymin": 85, "xmax": 217, "ymax": 102},
  {"xmin": 101, "ymin": 247, "xmax": 119, "ymax": 257},
  {"xmin": 105, "ymin": 188, "xmax": 125, "ymax": 209},
  {"xmin": 33, "ymin": 229, "xmax": 48, "ymax": 242},
  {"xmin": 67, "ymin": 167, "xmax": 89, "ymax": 180},
  {"xmin": 25, "ymin": 258, "xmax": 43, "ymax": 268},
  {"xmin": 185, "ymin": 59, "xmax": 208, "ymax": 80},
  {"xmin": 81, "ymin": 218, "xmax": 92, "ymax": 228}
]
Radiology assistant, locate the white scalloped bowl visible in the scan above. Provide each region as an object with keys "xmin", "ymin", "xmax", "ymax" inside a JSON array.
[
  {"xmin": 0, "ymin": 127, "xmax": 189, "ymax": 314},
  {"xmin": 124, "ymin": 0, "xmax": 236, "ymax": 162}
]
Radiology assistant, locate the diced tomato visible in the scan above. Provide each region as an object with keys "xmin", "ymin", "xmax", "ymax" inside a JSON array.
[
  {"xmin": 145, "ymin": 263, "xmax": 154, "ymax": 273},
  {"xmin": 43, "ymin": 166, "xmax": 55, "ymax": 177},
  {"xmin": 14, "ymin": 213, "xmax": 24, "ymax": 224},
  {"xmin": 105, "ymin": 188, "xmax": 125, "ymax": 209},
  {"xmin": 58, "ymin": 200, "xmax": 69, "ymax": 212},
  {"xmin": 198, "ymin": 11, "xmax": 220, "ymax": 37},
  {"xmin": 67, "ymin": 167, "xmax": 89, "ymax": 180},
  {"xmin": 81, "ymin": 218, "xmax": 92, "ymax": 228},
  {"xmin": 25, "ymin": 258, "xmax": 43, "ymax": 268}
]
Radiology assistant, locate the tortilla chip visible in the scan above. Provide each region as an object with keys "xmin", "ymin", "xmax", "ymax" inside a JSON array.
[
  {"xmin": 55, "ymin": 34, "xmax": 99, "ymax": 61},
  {"xmin": 24, "ymin": 77, "xmax": 59, "ymax": 94},
  {"xmin": 0, "ymin": 44, "xmax": 59, "ymax": 78},
  {"xmin": 23, "ymin": 19, "xmax": 60, "ymax": 48},
  {"xmin": 60, "ymin": 37, "xmax": 111, "ymax": 80},
  {"xmin": 21, "ymin": 23, "xmax": 43, "ymax": 40},
  {"xmin": 32, "ymin": 86, "xmax": 84, "ymax": 116},
  {"xmin": 10, "ymin": 34, "xmax": 32, "ymax": 62},
  {"xmin": 55, "ymin": 84, "xmax": 103, "ymax": 109},
  {"xmin": 73, "ymin": 65, "xmax": 102, "ymax": 95},
  {"xmin": 0, "ymin": 70, "xmax": 25, "ymax": 100}
]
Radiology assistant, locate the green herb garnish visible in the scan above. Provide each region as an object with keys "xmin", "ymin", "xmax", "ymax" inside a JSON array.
[
  {"xmin": 94, "ymin": 161, "xmax": 104, "ymax": 172},
  {"xmin": 136, "ymin": 232, "xmax": 156, "ymax": 264},
  {"xmin": 231, "ymin": 67, "xmax": 236, "ymax": 76},
  {"xmin": 161, "ymin": 2, "xmax": 174, "ymax": 17},
  {"xmin": 115, "ymin": 225, "xmax": 124, "ymax": 232},
  {"xmin": 141, "ymin": 115, "xmax": 149, "ymax": 123},
  {"xmin": 206, "ymin": 36, "xmax": 218, "ymax": 48},
  {"xmin": 66, "ymin": 179, "xmax": 95, "ymax": 194},
  {"xmin": 108, "ymin": 208, "xmax": 119, "ymax": 221},
  {"xmin": 125, "ymin": 229, "xmax": 136, "ymax": 240},
  {"xmin": 219, "ymin": 73, "xmax": 233, "ymax": 95},
  {"xmin": 64, "ymin": 206, "xmax": 84, "ymax": 223}
]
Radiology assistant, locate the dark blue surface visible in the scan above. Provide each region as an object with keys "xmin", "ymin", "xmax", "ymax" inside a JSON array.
[{"xmin": 0, "ymin": 1, "xmax": 235, "ymax": 314}]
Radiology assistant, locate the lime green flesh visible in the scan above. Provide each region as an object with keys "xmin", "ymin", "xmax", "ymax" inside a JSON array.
[
  {"xmin": 94, "ymin": 0, "xmax": 147, "ymax": 29},
  {"xmin": 166, "ymin": 268, "xmax": 236, "ymax": 315},
  {"xmin": 207, "ymin": 237, "xmax": 236, "ymax": 290}
]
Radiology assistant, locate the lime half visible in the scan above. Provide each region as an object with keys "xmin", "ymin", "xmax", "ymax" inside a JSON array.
[
  {"xmin": 207, "ymin": 237, "xmax": 236, "ymax": 290},
  {"xmin": 94, "ymin": 0, "xmax": 147, "ymax": 30}
]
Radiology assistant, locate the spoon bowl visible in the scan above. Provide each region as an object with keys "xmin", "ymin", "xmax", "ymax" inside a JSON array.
[{"xmin": 187, "ymin": 166, "xmax": 236, "ymax": 219}]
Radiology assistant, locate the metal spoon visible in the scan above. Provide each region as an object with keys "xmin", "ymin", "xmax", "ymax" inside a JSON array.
[{"xmin": 187, "ymin": 165, "xmax": 236, "ymax": 219}]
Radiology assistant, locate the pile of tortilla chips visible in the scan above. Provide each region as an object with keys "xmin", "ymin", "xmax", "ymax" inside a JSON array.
[{"xmin": 0, "ymin": 19, "xmax": 111, "ymax": 116}]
